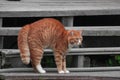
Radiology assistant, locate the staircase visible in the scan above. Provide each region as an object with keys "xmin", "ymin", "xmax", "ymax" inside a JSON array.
[{"xmin": 1, "ymin": 0, "xmax": 120, "ymax": 80}]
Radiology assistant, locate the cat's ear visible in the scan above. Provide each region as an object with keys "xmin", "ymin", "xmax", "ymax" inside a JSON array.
[
  {"xmin": 67, "ymin": 30, "xmax": 74, "ymax": 36},
  {"xmin": 70, "ymin": 31, "xmax": 74, "ymax": 36}
]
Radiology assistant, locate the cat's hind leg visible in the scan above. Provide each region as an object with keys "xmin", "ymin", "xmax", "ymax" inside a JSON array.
[
  {"xmin": 30, "ymin": 48, "xmax": 46, "ymax": 73},
  {"xmin": 36, "ymin": 64, "xmax": 46, "ymax": 73}
]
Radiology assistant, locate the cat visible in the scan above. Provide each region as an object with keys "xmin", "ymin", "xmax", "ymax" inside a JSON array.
[{"xmin": 18, "ymin": 18, "xmax": 83, "ymax": 74}]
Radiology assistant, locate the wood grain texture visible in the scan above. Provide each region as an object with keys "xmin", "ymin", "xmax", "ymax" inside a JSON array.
[
  {"xmin": 0, "ymin": 18, "xmax": 4, "ymax": 49},
  {"xmin": 62, "ymin": 17, "xmax": 73, "ymax": 26},
  {"xmin": 1, "ymin": 67, "xmax": 120, "ymax": 73},
  {"xmin": 1, "ymin": 47, "xmax": 120, "ymax": 57},
  {"xmin": 1, "ymin": 67, "xmax": 120, "ymax": 80},
  {"xmin": 0, "ymin": 1, "xmax": 120, "ymax": 17},
  {"xmin": 0, "ymin": 26, "xmax": 120, "ymax": 36},
  {"xmin": 1, "ymin": 47, "xmax": 120, "ymax": 68}
]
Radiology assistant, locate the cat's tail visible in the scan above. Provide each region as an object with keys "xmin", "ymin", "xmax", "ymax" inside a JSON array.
[{"xmin": 18, "ymin": 25, "xmax": 30, "ymax": 65}]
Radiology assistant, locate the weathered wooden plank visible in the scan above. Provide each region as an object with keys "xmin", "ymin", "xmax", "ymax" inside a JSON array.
[
  {"xmin": 0, "ymin": 1, "xmax": 120, "ymax": 17},
  {"xmin": 1, "ymin": 0, "xmax": 120, "ymax": 3},
  {"xmin": 1, "ymin": 47, "xmax": 120, "ymax": 68},
  {"xmin": 0, "ymin": 18, "xmax": 3, "ymax": 49},
  {"xmin": 62, "ymin": 16, "xmax": 74, "ymax": 26},
  {"xmin": 1, "ymin": 72, "xmax": 120, "ymax": 80},
  {"xmin": 1, "ymin": 47, "xmax": 120, "ymax": 56},
  {"xmin": 0, "ymin": 0, "xmax": 119, "ymax": 4},
  {"xmin": 2, "ymin": 67, "xmax": 120, "ymax": 73},
  {"xmin": 0, "ymin": 0, "xmax": 119, "ymax": 6},
  {"xmin": 0, "ymin": 8, "xmax": 120, "ymax": 17},
  {"xmin": 1, "ymin": 67, "xmax": 120, "ymax": 80},
  {"xmin": 0, "ymin": 27, "xmax": 20, "ymax": 36},
  {"xmin": 21, "ymin": 0, "xmax": 120, "ymax": 3},
  {"xmin": 2, "ymin": 47, "xmax": 120, "ymax": 54},
  {"xmin": 0, "ymin": 26, "xmax": 120, "ymax": 36},
  {"xmin": 2, "ymin": 52, "xmax": 120, "ymax": 58},
  {"xmin": 76, "ymin": 56, "xmax": 84, "ymax": 67}
]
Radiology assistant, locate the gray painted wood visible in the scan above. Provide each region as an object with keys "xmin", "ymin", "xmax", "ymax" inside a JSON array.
[
  {"xmin": 1, "ymin": 73, "xmax": 120, "ymax": 80},
  {"xmin": 1, "ymin": 67, "xmax": 120, "ymax": 80},
  {"xmin": 21, "ymin": 0, "xmax": 120, "ymax": 3},
  {"xmin": 2, "ymin": 67, "xmax": 120, "ymax": 72},
  {"xmin": 0, "ymin": 18, "xmax": 3, "ymax": 49},
  {"xmin": 0, "ymin": 18, "xmax": 3, "ymax": 68},
  {"xmin": 0, "ymin": 26, "xmax": 120, "ymax": 36},
  {"xmin": 1, "ymin": 47, "xmax": 120, "ymax": 68},
  {"xmin": 2, "ymin": 50, "xmax": 120, "ymax": 57},
  {"xmin": 62, "ymin": 17, "xmax": 73, "ymax": 26},
  {"xmin": 1, "ymin": 47, "xmax": 120, "ymax": 56},
  {"xmin": 0, "ymin": 1, "xmax": 120, "ymax": 17},
  {"xmin": 77, "ymin": 56, "xmax": 84, "ymax": 67}
]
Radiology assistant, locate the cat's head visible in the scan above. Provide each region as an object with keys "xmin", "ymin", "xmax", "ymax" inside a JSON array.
[{"xmin": 67, "ymin": 30, "xmax": 83, "ymax": 48}]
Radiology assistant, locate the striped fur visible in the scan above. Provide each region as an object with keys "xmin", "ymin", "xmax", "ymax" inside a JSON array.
[{"xmin": 18, "ymin": 18, "xmax": 83, "ymax": 73}]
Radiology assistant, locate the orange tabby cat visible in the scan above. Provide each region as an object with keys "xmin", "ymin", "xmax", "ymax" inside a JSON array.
[{"xmin": 18, "ymin": 18, "xmax": 83, "ymax": 73}]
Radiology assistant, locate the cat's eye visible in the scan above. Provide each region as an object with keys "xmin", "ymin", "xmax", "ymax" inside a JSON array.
[
  {"xmin": 76, "ymin": 38, "xmax": 79, "ymax": 40},
  {"xmin": 80, "ymin": 37, "xmax": 83, "ymax": 41}
]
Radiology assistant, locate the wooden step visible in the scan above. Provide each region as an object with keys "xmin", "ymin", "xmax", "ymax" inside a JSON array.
[
  {"xmin": 1, "ymin": 0, "xmax": 120, "ymax": 3},
  {"xmin": 1, "ymin": 47, "xmax": 120, "ymax": 68},
  {"xmin": 1, "ymin": 47, "xmax": 120, "ymax": 57},
  {"xmin": 1, "ymin": 26, "xmax": 120, "ymax": 36},
  {"xmin": 1, "ymin": 67, "xmax": 120, "ymax": 80},
  {"xmin": 0, "ymin": 0, "xmax": 120, "ymax": 17},
  {"xmin": 2, "ymin": 67, "xmax": 120, "ymax": 72}
]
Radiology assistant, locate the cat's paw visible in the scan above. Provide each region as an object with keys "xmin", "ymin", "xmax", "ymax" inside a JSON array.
[
  {"xmin": 36, "ymin": 65, "xmax": 46, "ymax": 73},
  {"xmin": 65, "ymin": 70, "xmax": 70, "ymax": 73},
  {"xmin": 39, "ymin": 69, "xmax": 46, "ymax": 74},
  {"xmin": 58, "ymin": 70, "xmax": 64, "ymax": 74},
  {"xmin": 22, "ymin": 57, "xmax": 30, "ymax": 65},
  {"xmin": 37, "ymin": 69, "xmax": 46, "ymax": 73}
]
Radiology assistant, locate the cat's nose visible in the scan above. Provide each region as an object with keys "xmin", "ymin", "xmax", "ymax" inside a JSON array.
[{"xmin": 70, "ymin": 42, "xmax": 74, "ymax": 44}]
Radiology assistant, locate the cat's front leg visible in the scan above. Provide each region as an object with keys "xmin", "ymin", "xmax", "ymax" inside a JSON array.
[
  {"xmin": 54, "ymin": 51, "xmax": 64, "ymax": 73},
  {"xmin": 62, "ymin": 55, "xmax": 70, "ymax": 73}
]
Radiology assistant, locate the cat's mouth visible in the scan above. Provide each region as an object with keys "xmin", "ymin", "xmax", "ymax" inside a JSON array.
[
  {"xmin": 77, "ymin": 39, "xmax": 82, "ymax": 45},
  {"xmin": 69, "ymin": 40, "xmax": 82, "ymax": 48},
  {"xmin": 69, "ymin": 44, "xmax": 79, "ymax": 48}
]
